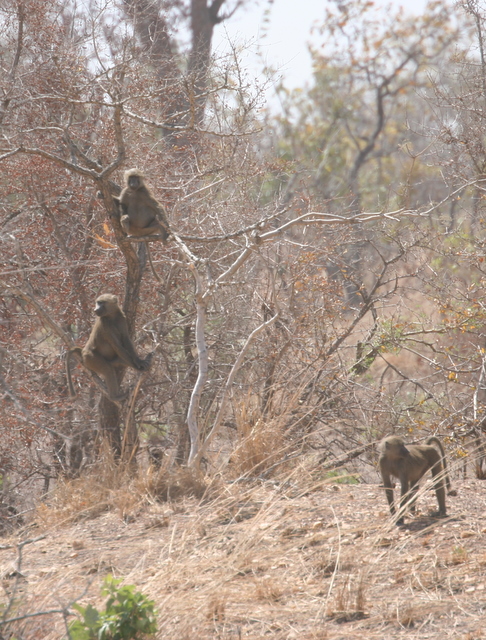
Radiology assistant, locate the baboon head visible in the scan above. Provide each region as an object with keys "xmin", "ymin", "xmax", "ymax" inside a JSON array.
[
  {"xmin": 124, "ymin": 168, "xmax": 144, "ymax": 191},
  {"xmin": 94, "ymin": 294, "xmax": 119, "ymax": 318}
]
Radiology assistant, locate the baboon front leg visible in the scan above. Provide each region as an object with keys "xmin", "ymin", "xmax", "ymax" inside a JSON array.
[
  {"xmin": 382, "ymin": 473, "xmax": 396, "ymax": 515},
  {"xmin": 408, "ymin": 481, "xmax": 420, "ymax": 514},
  {"xmin": 396, "ymin": 478, "xmax": 412, "ymax": 525}
]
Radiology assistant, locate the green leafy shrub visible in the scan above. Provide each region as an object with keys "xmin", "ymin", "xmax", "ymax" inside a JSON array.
[
  {"xmin": 325, "ymin": 470, "xmax": 359, "ymax": 485},
  {"xmin": 69, "ymin": 575, "xmax": 157, "ymax": 640}
]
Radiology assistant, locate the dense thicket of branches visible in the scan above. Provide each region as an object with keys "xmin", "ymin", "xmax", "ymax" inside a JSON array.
[{"xmin": 2, "ymin": 0, "xmax": 486, "ymax": 519}]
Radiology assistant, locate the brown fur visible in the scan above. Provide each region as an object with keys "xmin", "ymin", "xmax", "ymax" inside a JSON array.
[
  {"xmin": 114, "ymin": 169, "xmax": 170, "ymax": 240},
  {"xmin": 66, "ymin": 294, "xmax": 151, "ymax": 401},
  {"xmin": 379, "ymin": 435, "xmax": 455, "ymax": 525}
]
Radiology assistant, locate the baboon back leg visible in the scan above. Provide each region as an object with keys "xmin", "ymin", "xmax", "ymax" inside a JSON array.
[{"xmin": 431, "ymin": 463, "xmax": 447, "ymax": 516}]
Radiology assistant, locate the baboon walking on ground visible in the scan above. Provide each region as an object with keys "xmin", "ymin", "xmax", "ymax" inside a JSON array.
[{"xmin": 379, "ymin": 435, "xmax": 456, "ymax": 525}]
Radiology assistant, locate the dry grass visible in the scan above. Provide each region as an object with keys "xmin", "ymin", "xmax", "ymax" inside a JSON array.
[
  {"xmin": 36, "ymin": 446, "xmax": 211, "ymax": 529},
  {"xmin": 229, "ymin": 402, "xmax": 291, "ymax": 477},
  {"xmin": 1, "ymin": 449, "xmax": 486, "ymax": 639},
  {"xmin": 140, "ymin": 464, "xmax": 210, "ymax": 502},
  {"xmin": 36, "ymin": 446, "xmax": 135, "ymax": 527}
]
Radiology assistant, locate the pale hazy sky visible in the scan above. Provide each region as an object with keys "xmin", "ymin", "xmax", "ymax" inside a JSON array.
[{"xmin": 213, "ymin": 0, "xmax": 430, "ymax": 95}]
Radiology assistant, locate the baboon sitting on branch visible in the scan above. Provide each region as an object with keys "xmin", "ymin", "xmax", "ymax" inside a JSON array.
[
  {"xmin": 379, "ymin": 435, "xmax": 456, "ymax": 525},
  {"xmin": 113, "ymin": 168, "xmax": 170, "ymax": 282},
  {"xmin": 114, "ymin": 168, "xmax": 170, "ymax": 241}
]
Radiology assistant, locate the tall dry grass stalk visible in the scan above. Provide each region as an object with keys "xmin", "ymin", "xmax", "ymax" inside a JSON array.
[
  {"xmin": 229, "ymin": 394, "xmax": 304, "ymax": 477},
  {"xmin": 230, "ymin": 385, "xmax": 318, "ymax": 476}
]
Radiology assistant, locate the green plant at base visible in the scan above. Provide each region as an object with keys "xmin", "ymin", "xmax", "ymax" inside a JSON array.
[
  {"xmin": 325, "ymin": 470, "xmax": 359, "ymax": 485},
  {"xmin": 69, "ymin": 575, "xmax": 157, "ymax": 640}
]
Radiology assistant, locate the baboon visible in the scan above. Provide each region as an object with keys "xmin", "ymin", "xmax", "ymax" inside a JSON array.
[
  {"xmin": 113, "ymin": 169, "xmax": 170, "ymax": 282},
  {"xmin": 379, "ymin": 435, "xmax": 455, "ymax": 525},
  {"xmin": 66, "ymin": 294, "xmax": 152, "ymax": 401},
  {"xmin": 114, "ymin": 168, "xmax": 170, "ymax": 241}
]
